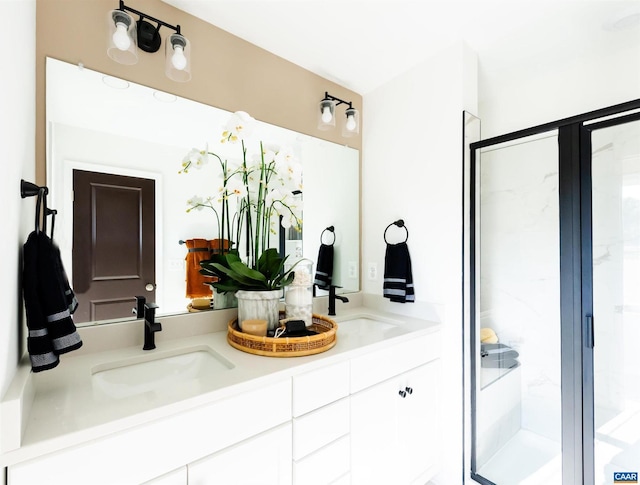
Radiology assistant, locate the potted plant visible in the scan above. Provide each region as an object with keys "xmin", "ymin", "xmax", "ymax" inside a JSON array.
[
  {"xmin": 181, "ymin": 111, "xmax": 303, "ymax": 330},
  {"xmin": 200, "ymin": 248, "xmax": 300, "ymax": 331}
]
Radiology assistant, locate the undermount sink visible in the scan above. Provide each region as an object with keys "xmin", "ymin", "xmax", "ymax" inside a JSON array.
[
  {"xmin": 335, "ymin": 315, "xmax": 405, "ymax": 344},
  {"xmin": 91, "ymin": 345, "xmax": 235, "ymax": 400}
]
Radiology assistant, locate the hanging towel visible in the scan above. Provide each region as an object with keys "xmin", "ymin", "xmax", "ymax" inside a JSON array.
[
  {"xmin": 23, "ymin": 231, "xmax": 83, "ymax": 372},
  {"xmin": 383, "ymin": 242, "xmax": 415, "ymax": 303},
  {"xmin": 185, "ymin": 238, "xmax": 215, "ymax": 299},
  {"xmin": 209, "ymin": 238, "xmax": 230, "ymax": 255},
  {"xmin": 313, "ymin": 243, "xmax": 334, "ymax": 289}
]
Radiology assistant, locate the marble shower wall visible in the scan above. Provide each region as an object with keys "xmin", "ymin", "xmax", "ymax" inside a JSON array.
[
  {"xmin": 592, "ymin": 121, "xmax": 640, "ymax": 415},
  {"xmin": 479, "ymin": 133, "xmax": 562, "ymax": 443}
]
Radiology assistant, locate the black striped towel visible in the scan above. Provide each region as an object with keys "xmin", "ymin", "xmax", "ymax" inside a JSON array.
[
  {"xmin": 23, "ymin": 231, "xmax": 82, "ymax": 372},
  {"xmin": 383, "ymin": 242, "xmax": 415, "ymax": 303},
  {"xmin": 313, "ymin": 243, "xmax": 334, "ymax": 289}
]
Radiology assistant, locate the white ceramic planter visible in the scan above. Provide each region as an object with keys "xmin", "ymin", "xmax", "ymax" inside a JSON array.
[{"xmin": 235, "ymin": 289, "xmax": 281, "ymax": 332}]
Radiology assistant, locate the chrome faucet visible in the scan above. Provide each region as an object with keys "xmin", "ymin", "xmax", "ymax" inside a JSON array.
[
  {"xmin": 328, "ymin": 285, "xmax": 349, "ymax": 316},
  {"xmin": 143, "ymin": 302, "xmax": 162, "ymax": 350}
]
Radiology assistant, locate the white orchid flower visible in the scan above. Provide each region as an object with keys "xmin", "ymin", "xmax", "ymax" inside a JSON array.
[
  {"xmin": 225, "ymin": 178, "xmax": 247, "ymax": 198},
  {"xmin": 280, "ymin": 214, "xmax": 292, "ymax": 229},
  {"xmin": 221, "ymin": 111, "xmax": 256, "ymax": 143},
  {"xmin": 186, "ymin": 195, "xmax": 205, "ymax": 211},
  {"xmin": 264, "ymin": 188, "xmax": 279, "ymax": 206},
  {"xmin": 274, "ymin": 148, "xmax": 302, "ymax": 189},
  {"xmin": 226, "ymin": 157, "xmax": 242, "ymax": 175}
]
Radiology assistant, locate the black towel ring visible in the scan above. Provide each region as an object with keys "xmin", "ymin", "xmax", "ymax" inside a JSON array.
[
  {"xmin": 384, "ymin": 219, "xmax": 409, "ymax": 244},
  {"xmin": 21, "ymin": 180, "xmax": 55, "ymax": 236},
  {"xmin": 320, "ymin": 226, "xmax": 335, "ymax": 246}
]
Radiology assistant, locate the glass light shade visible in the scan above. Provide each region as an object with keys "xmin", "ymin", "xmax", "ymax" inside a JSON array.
[
  {"xmin": 317, "ymin": 99, "xmax": 336, "ymax": 130},
  {"xmin": 342, "ymin": 107, "xmax": 360, "ymax": 137},
  {"xmin": 107, "ymin": 10, "xmax": 138, "ymax": 65},
  {"xmin": 165, "ymin": 33, "xmax": 191, "ymax": 82}
]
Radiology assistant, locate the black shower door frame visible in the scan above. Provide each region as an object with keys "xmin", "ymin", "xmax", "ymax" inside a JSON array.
[{"xmin": 467, "ymin": 99, "xmax": 640, "ymax": 485}]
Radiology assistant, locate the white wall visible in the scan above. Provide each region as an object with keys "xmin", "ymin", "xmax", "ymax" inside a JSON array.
[
  {"xmin": 479, "ymin": 32, "xmax": 640, "ymax": 138},
  {"xmin": 0, "ymin": 0, "xmax": 35, "ymax": 400},
  {"xmin": 0, "ymin": 1, "xmax": 35, "ymax": 482},
  {"xmin": 362, "ymin": 42, "xmax": 478, "ymax": 485}
]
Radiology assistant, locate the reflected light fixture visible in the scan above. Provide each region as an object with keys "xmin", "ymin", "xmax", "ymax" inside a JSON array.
[
  {"xmin": 317, "ymin": 92, "xmax": 360, "ymax": 137},
  {"xmin": 107, "ymin": 0, "xmax": 192, "ymax": 82}
]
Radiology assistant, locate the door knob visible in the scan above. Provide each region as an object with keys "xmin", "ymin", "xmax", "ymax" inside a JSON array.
[
  {"xmin": 145, "ymin": 283, "xmax": 155, "ymax": 292},
  {"xmin": 405, "ymin": 387, "xmax": 413, "ymax": 395},
  {"xmin": 399, "ymin": 390, "xmax": 407, "ymax": 398}
]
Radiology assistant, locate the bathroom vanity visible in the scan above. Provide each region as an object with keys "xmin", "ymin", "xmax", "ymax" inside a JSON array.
[{"xmin": 0, "ymin": 304, "xmax": 441, "ymax": 485}]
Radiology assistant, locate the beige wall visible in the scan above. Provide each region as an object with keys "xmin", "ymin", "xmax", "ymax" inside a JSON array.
[{"xmin": 35, "ymin": 0, "xmax": 362, "ymax": 184}]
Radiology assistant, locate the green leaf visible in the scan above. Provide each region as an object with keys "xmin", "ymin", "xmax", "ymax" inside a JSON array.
[
  {"xmin": 228, "ymin": 261, "xmax": 268, "ymax": 284},
  {"xmin": 257, "ymin": 248, "xmax": 283, "ymax": 281}
]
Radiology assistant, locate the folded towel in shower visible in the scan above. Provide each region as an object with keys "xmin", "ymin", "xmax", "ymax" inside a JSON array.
[
  {"xmin": 383, "ymin": 242, "xmax": 415, "ymax": 303},
  {"xmin": 481, "ymin": 357, "xmax": 520, "ymax": 369},
  {"xmin": 481, "ymin": 343, "xmax": 520, "ymax": 360},
  {"xmin": 23, "ymin": 231, "xmax": 83, "ymax": 372},
  {"xmin": 481, "ymin": 343, "xmax": 520, "ymax": 369},
  {"xmin": 184, "ymin": 238, "xmax": 215, "ymax": 299},
  {"xmin": 313, "ymin": 243, "xmax": 334, "ymax": 289}
]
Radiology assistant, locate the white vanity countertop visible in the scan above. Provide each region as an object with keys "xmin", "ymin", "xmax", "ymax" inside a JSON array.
[{"xmin": 0, "ymin": 305, "xmax": 440, "ymax": 467}]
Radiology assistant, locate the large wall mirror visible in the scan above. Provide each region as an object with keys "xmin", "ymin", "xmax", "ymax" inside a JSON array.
[{"xmin": 46, "ymin": 58, "xmax": 360, "ymax": 326}]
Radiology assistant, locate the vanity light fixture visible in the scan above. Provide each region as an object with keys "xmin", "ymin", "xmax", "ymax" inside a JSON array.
[
  {"xmin": 317, "ymin": 92, "xmax": 360, "ymax": 137},
  {"xmin": 107, "ymin": 0, "xmax": 192, "ymax": 82}
]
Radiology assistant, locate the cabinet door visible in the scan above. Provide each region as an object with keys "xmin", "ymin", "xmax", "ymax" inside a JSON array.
[
  {"xmin": 350, "ymin": 362, "xmax": 440, "ymax": 485},
  {"xmin": 350, "ymin": 375, "xmax": 400, "ymax": 484},
  {"xmin": 188, "ymin": 423, "xmax": 292, "ymax": 485},
  {"xmin": 397, "ymin": 362, "xmax": 440, "ymax": 484}
]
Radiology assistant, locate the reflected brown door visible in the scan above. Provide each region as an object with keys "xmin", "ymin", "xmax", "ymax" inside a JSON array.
[{"xmin": 73, "ymin": 170, "xmax": 155, "ymax": 323}]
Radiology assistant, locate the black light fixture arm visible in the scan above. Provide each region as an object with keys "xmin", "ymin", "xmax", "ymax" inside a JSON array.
[
  {"xmin": 118, "ymin": 0, "xmax": 181, "ymax": 35},
  {"xmin": 323, "ymin": 92, "xmax": 353, "ymax": 110}
]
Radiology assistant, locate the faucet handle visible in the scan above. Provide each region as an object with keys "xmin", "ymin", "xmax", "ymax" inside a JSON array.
[{"xmin": 144, "ymin": 302, "xmax": 159, "ymax": 322}]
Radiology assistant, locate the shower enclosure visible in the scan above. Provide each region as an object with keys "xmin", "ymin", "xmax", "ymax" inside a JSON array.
[{"xmin": 467, "ymin": 100, "xmax": 640, "ymax": 485}]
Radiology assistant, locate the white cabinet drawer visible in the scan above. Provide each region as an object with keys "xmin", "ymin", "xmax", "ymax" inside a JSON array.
[
  {"xmin": 8, "ymin": 380, "xmax": 291, "ymax": 485},
  {"xmin": 350, "ymin": 332, "xmax": 440, "ymax": 393},
  {"xmin": 293, "ymin": 435, "xmax": 350, "ymax": 485},
  {"xmin": 292, "ymin": 360, "xmax": 349, "ymax": 417},
  {"xmin": 293, "ymin": 398, "xmax": 349, "ymax": 460},
  {"xmin": 189, "ymin": 423, "xmax": 292, "ymax": 485}
]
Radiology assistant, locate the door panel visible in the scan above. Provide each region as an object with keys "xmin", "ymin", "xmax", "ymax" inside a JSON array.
[
  {"xmin": 73, "ymin": 170, "xmax": 155, "ymax": 323},
  {"xmin": 591, "ymin": 119, "xmax": 640, "ymax": 485},
  {"xmin": 473, "ymin": 133, "xmax": 562, "ymax": 485}
]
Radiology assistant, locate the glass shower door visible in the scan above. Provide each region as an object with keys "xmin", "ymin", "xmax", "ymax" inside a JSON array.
[
  {"xmin": 591, "ymin": 118, "xmax": 640, "ymax": 485},
  {"xmin": 473, "ymin": 132, "xmax": 563, "ymax": 485}
]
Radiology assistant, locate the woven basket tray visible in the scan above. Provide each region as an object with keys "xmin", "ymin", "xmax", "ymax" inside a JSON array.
[{"xmin": 227, "ymin": 313, "xmax": 338, "ymax": 357}]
